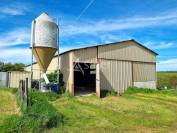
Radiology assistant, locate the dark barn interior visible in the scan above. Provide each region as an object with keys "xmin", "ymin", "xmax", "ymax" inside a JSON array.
[{"xmin": 74, "ymin": 63, "xmax": 96, "ymax": 96}]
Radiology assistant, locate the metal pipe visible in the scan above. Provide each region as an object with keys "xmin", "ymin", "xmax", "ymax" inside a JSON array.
[
  {"xmin": 30, "ymin": 20, "xmax": 36, "ymax": 90},
  {"xmin": 57, "ymin": 19, "xmax": 60, "ymax": 85},
  {"xmin": 39, "ymin": 69, "xmax": 41, "ymax": 91}
]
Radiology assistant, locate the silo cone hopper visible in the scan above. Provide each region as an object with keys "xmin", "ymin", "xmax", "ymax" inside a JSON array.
[
  {"xmin": 33, "ymin": 47, "xmax": 56, "ymax": 73},
  {"xmin": 31, "ymin": 13, "xmax": 58, "ymax": 85}
]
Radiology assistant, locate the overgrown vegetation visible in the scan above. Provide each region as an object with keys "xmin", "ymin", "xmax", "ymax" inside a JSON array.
[
  {"xmin": 0, "ymin": 89, "xmax": 64, "ymax": 133},
  {"xmin": 157, "ymin": 71, "xmax": 177, "ymax": 89}
]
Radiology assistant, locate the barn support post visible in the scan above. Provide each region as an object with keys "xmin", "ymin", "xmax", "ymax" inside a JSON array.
[
  {"xmin": 96, "ymin": 63, "xmax": 100, "ymax": 97},
  {"xmin": 25, "ymin": 78, "xmax": 29, "ymax": 106}
]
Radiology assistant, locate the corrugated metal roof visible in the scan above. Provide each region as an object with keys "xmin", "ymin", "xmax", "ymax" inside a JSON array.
[
  {"xmin": 26, "ymin": 39, "xmax": 158, "ymax": 67},
  {"xmin": 58, "ymin": 39, "xmax": 158, "ymax": 56}
]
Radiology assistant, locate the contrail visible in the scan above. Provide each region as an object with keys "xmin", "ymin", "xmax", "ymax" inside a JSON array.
[{"xmin": 76, "ymin": 0, "xmax": 96, "ymax": 21}]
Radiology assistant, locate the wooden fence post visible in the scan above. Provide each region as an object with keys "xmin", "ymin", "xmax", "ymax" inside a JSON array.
[
  {"xmin": 19, "ymin": 79, "xmax": 28, "ymax": 108},
  {"xmin": 25, "ymin": 78, "xmax": 28, "ymax": 106}
]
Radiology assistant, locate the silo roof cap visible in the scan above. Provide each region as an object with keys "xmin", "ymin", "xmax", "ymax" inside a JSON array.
[{"xmin": 35, "ymin": 12, "xmax": 55, "ymax": 23}]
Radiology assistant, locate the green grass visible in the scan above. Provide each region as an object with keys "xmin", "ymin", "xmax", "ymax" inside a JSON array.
[
  {"xmin": 48, "ymin": 88, "xmax": 177, "ymax": 133},
  {"xmin": 0, "ymin": 89, "xmax": 20, "ymax": 127},
  {"xmin": 0, "ymin": 89, "xmax": 64, "ymax": 133},
  {"xmin": 1, "ymin": 88, "xmax": 177, "ymax": 133},
  {"xmin": 157, "ymin": 71, "xmax": 177, "ymax": 89}
]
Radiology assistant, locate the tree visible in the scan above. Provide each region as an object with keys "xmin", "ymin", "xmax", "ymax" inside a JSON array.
[
  {"xmin": 0, "ymin": 62, "xmax": 4, "ymax": 71},
  {"xmin": 0, "ymin": 61, "xmax": 25, "ymax": 72}
]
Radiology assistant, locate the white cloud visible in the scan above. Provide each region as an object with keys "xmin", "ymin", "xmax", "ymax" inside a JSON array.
[
  {"xmin": 0, "ymin": 28, "xmax": 30, "ymax": 48},
  {"xmin": 99, "ymin": 34, "xmax": 131, "ymax": 44},
  {"xmin": 0, "ymin": 48, "xmax": 31, "ymax": 64},
  {"xmin": 60, "ymin": 46, "xmax": 78, "ymax": 53},
  {"xmin": 157, "ymin": 59, "xmax": 177, "ymax": 71},
  {"xmin": 0, "ymin": 3, "xmax": 30, "ymax": 15},
  {"xmin": 0, "ymin": 28, "xmax": 31, "ymax": 64},
  {"xmin": 144, "ymin": 41, "xmax": 176, "ymax": 50},
  {"xmin": 60, "ymin": 11, "xmax": 177, "ymax": 37}
]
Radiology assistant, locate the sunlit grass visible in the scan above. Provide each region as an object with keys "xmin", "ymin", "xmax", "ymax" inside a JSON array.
[
  {"xmin": 50, "ymin": 88, "xmax": 177, "ymax": 133},
  {"xmin": 0, "ymin": 90, "xmax": 20, "ymax": 125}
]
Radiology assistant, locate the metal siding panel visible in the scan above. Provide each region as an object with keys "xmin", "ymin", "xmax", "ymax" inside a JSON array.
[
  {"xmin": 8, "ymin": 72, "xmax": 30, "ymax": 88},
  {"xmin": 60, "ymin": 52, "xmax": 73, "ymax": 92},
  {"xmin": 100, "ymin": 59, "xmax": 132, "ymax": 94},
  {"xmin": 73, "ymin": 47, "xmax": 97, "ymax": 63},
  {"xmin": 25, "ymin": 64, "xmax": 40, "ymax": 80},
  {"xmin": 0, "ymin": 72, "xmax": 8, "ymax": 87},
  {"xmin": 98, "ymin": 41, "xmax": 156, "ymax": 63},
  {"xmin": 47, "ymin": 57, "xmax": 58, "ymax": 72},
  {"xmin": 60, "ymin": 53, "xmax": 70, "ymax": 88},
  {"xmin": 133, "ymin": 62, "xmax": 156, "ymax": 82}
]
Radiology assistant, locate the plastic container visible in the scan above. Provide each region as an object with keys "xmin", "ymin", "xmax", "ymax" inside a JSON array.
[{"xmin": 50, "ymin": 83, "xmax": 60, "ymax": 93}]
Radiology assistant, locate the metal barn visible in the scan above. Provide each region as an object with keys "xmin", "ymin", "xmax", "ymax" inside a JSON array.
[{"xmin": 25, "ymin": 39, "xmax": 158, "ymax": 96}]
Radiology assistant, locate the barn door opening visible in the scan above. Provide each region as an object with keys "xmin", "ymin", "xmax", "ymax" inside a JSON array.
[{"xmin": 74, "ymin": 62, "xmax": 96, "ymax": 96}]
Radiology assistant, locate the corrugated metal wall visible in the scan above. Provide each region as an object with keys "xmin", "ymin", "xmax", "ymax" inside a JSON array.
[
  {"xmin": 60, "ymin": 52, "xmax": 74, "ymax": 92},
  {"xmin": 98, "ymin": 41, "xmax": 156, "ymax": 63},
  {"xmin": 100, "ymin": 59, "xmax": 132, "ymax": 94},
  {"xmin": 8, "ymin": 71, "xmax": 30, "ymax": 88},
  {"xmin": 73, "ymin": 47, "xmax": 97, "ymax": 63},
  {"xmin": 133, "ymin": 62, "xmax": 156, "ymax": 82}
]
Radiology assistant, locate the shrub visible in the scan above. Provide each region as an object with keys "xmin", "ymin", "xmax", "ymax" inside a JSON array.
[
  {"xmin": 45, "ymin": 70, "xmax": 65, "ymax": 94},
  {"xmin": 47, "ymin": 70, "xmax": 64, "ymax": 87},
  {"xmin": 100, "ymin": 90, "xmax": 117, "ymax": 98}
]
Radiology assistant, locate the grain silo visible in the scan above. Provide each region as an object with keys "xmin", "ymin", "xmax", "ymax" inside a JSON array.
[{"xmin": 31, "ymin": 13, "xmax": 59, "ymax": 90}]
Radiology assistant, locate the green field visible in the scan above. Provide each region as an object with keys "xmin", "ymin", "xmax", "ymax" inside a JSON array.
[
  {"xmin": 1, "ymin": 88, "xmax": 177, "ymax": 133},
  {"xmin": 157, "ymin": 72, "xmax": 177, "ymax": 88}
]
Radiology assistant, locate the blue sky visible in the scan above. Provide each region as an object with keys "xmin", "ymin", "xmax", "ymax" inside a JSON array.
[{"xmin": 0, "ymin": 0, "xmax": 177, "ymax": 71}]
